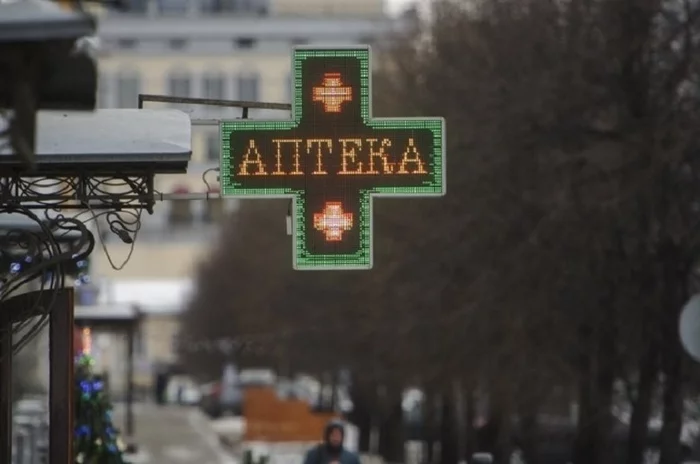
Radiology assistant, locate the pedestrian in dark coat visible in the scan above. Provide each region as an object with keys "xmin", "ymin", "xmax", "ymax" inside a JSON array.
[{"xmin": 303, "ymin": 420, "xmax": 360, "ymax": 464}]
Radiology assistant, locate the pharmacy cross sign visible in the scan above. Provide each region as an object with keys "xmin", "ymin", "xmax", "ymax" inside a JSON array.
[{"xmin": 219, "ymin": 46, "xmax": 446, "ymax": 270}]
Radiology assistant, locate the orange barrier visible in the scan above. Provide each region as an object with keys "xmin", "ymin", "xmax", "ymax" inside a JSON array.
[{"xmin": 243, "ymin": 387, "xmax": 339, "ymax": 442}]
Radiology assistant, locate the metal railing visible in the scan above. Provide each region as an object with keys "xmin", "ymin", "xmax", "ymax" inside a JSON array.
[{"xmin": 12, "ymin": 398, "xmax": 49, "ymax": 464}]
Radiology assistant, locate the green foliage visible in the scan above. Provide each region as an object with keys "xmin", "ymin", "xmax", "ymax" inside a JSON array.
[{"xmin": 73, "ymin": 354, "xmax": 129, "ymax": 464}]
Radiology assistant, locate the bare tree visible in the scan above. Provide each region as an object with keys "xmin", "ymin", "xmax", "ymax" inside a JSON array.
[
  {"xmin": 183, "ymin": 1, "xmax": 700, "ymax": 464},
  {"xmin": 372, "ymin": 0, "xmax": 700, "ymax": 463}
]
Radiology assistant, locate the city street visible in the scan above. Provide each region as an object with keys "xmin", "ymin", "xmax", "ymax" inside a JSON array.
[{"xmin": 114, "ymin": 403, "xmax": 237, "ymax": 464}]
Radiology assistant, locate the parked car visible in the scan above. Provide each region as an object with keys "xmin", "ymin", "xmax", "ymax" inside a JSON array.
[
  {"xmin": 199, "ymin": 381, "xmax": 243, "ymax": 418},
  {"xmin": 239, "ymin": 368, "xmax": 276, "ymax": 387},
  {"xmin": 165, "ymin": 375, "xmax": 201, "ymax": 405}
]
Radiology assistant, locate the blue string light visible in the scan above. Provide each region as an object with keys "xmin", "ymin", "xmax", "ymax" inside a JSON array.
[{"xmin": 80, "ymin": 380, "xmax": 92, "ymax": 394}]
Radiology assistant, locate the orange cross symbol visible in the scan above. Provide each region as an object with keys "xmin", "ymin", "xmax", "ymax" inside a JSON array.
[
  {"xmin": 313, "ymin": 202, "xmax": 354, "ymax": 241},
  {"xmin": 312, "ymin": 73, "xmax": 352, "ymax": 113}
]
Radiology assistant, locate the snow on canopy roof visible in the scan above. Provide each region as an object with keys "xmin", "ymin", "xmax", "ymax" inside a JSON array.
[
  {"xmin": 96, "ymin": 279, "xmax": 194, "ymax": 314},
  {"xmin": 0, "ymin": 0, "xmax": 94, "ymax": 43},
  {"xmin": 0, "ymin": 109, "xmax": 191, "ymax": 172}
]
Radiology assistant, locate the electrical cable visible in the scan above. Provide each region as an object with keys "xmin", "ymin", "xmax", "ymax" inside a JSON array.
[{"xmin": 0, "ymin": 207, "xmax": 89, "ymax": 363}]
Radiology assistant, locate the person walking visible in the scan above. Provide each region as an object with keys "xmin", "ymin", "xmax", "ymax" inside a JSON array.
[
  {"xmin": 154, "ymin": 367, "xmax": 168, "ymax": 406},
  {"xmin": 303, "ymin": 420, "xmax": 360, "ymax": 464}
]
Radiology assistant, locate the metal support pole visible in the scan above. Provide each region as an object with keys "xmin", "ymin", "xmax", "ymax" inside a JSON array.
[
  {"xmin": 137, "ymin": 93, "xmax": 290, "ymax": 111},
  {"xmin": 124, "ymin": 318, "xmax": 136, "ymax": 453},
  {"xmin": 49, "ymin": 288, "xmax": 74, "ymax": 464},
  {"xmin": 0, "ymin": 307, "xmax": 12, "ymax": 464},
  {"xmin": 154, "ymin": 192, "xmax": 222, "ymax": 201}
]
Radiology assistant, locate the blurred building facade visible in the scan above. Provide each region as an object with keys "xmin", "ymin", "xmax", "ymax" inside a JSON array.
[
  {"xmin": 81, "ymin": 0, "xmax": 392, "ymax": 390},
  {"xmin": 92, "ymin": 0, "xmax": 391, "ymax": 279},
  {"xmin": 76, "ymin": 280, "xmax": 193, "ymax": 396}
]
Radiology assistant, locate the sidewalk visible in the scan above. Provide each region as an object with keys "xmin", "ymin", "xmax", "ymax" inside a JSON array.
[{"xmin": 113, "ymin": 403, "xmax": 237, "ymax": 464}]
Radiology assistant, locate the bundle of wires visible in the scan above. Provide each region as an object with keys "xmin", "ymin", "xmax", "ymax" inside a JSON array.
[{"xmin": 0, "ymin": 207, "xmax": 94, "ymax": 363}]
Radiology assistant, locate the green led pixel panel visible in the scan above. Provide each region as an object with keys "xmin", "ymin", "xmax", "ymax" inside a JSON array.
[{"xmin": 220, "ymin": 46, "xmax": 446, "ymax": 270}]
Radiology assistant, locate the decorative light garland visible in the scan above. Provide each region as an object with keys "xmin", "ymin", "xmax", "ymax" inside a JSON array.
[
  {"xmin": 4, "ymin": 256, "xmax": 90, "ymax": 286},
  {"xmin": 73, "ymin": 353, "xmax": 127, "ymax": 460}
]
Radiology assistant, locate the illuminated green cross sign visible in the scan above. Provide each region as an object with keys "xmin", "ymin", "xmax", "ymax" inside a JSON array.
[{"xmin": 220, "ymin": 46, "xmax": 446, "ymax": 270}]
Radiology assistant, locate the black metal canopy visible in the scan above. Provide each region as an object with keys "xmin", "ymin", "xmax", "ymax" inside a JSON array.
[
  {"xmin": 0, "ymin": 213, "xmax": 82, "ymax": 241},
  {"xmin": 0, "ymin": 212, "xmax": 87, "ymax": 280}
]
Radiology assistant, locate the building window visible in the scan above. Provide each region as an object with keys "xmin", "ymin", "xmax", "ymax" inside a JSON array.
[
  {"xmin": 202, "ymin": 74, "xmax": 225, "ymax": 100},
  {"xmin": 167, "ymin": 71, "xmax": 192, "ymax": 103},
  {"xmin": 237, "ymin": 73, "xmax": 259, "ymax": 101},
  {"xmin": 214, "ymin": 0, "xmax": 269, "ymax": 13},
  {"xmin": 169, "ymin": 39, "xmax": 188, "ymax": 50},
  {"xmin": 117, "ymin": 38, "xmax": 138, "ymax": 49},
  {"xmin": 205, "ymin": 131, "xmax": 220, "ymax": 162},
  {"xmin": 201, "ymin": 74, "xmax": 225, "ymax": 116},
  {"xmin": 116, "ymin": 72, "xmax": 140, "ymax": 109},
  {"xmin": 199, "ymin": 0, "xmax": 215, "ymax": 12},
  {"xmin": 158, "ymin": 0, "xmax": 188, "ymax": 14},
  {"xmin": 125, "ymin": 0, "xmax": 149, "ymax": 13},
  {"xmin": 235, "ymin": 37, "xmax": 256, "ymax": 49},
  {"xmin": 202, "ymin": 0, "xmax": 226, "ymax": 12}
]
